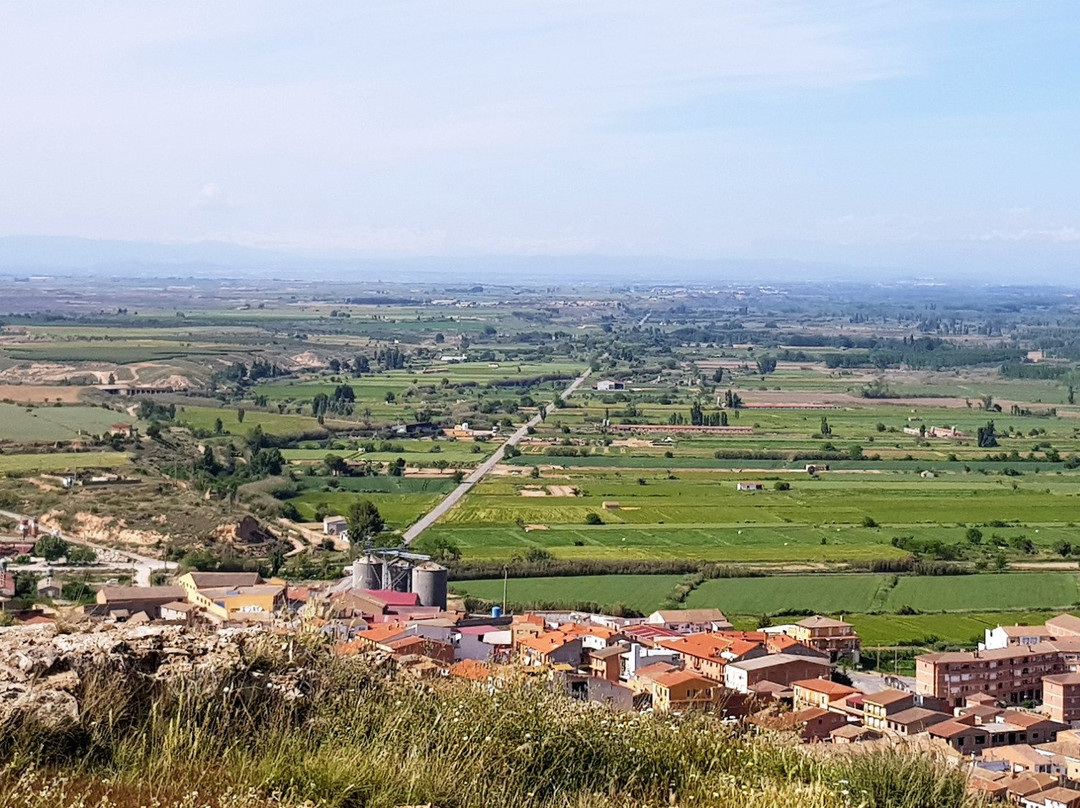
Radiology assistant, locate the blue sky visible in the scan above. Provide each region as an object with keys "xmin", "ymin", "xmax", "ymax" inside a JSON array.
[{"xmin": 1, "ymin": 2, "xmax": 1078, "ymax": 277}]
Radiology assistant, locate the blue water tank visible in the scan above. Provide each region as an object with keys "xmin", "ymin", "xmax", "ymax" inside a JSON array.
[{"xmin": 491, "ymin": 605, "xmax": 503, "ymax": 618}]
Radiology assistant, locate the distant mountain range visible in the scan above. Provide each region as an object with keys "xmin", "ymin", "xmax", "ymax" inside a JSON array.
[{"xmin": 0, "ymin": 235, "xmax": 1076, "ymax": 286}]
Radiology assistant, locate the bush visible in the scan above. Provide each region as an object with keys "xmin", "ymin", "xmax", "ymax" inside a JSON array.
[{"xmin": 584, "ymin": 512, "xmax": 603, "ymax": 525}]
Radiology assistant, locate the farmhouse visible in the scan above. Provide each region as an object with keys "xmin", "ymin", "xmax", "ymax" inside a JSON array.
[
  {"xmin": 736, "ymin": 482, "xmax": 765, "ymax": 491},
  {"xmin": 36, "ymin": 576, "xmax": 62, "ymax": 599},
  {"xmin": 323, "ymin": 516, "xmax": 348, "ymax": 535},
  {"xmin": 595, "ymin": 380, "xmax": 625, "ymax": 391}
]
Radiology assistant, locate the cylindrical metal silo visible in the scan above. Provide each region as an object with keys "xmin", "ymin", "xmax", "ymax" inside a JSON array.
[
  {"xmin": 388, "ymin": 559, "xmax": 412, "ymax": 592},
  {"xmin": 351, "ymin": 555, "xmax": 383, "ymax": 590},
  {"xmin": 411, "ymin": 561, "xmax": 448, "ymax": 610}
]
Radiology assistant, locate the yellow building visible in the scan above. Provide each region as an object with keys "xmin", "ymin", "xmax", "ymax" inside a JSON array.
[
  {"xmin": 176, "ymin": 571, "xmax": 285, "ymax": 620},
  {"xmin": 650, "ymin": 670, "xmax": 721, "ymax": 712},
  {"xmin": 185, "ymin": 583, "xmax": 286, "ymax": 620}
]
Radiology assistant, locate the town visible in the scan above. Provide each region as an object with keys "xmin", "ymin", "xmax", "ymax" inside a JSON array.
[{"xmin": 9, "ymin": 542, "xmax": 1080, "ymax": 807}]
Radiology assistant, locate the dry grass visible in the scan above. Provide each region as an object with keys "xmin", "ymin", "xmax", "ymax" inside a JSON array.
[{"xmin": 0, "ymin": 635, "xmax": 979, "ymax": 808}]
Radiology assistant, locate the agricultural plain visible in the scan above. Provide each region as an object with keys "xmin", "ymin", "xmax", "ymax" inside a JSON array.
[{"xmin": 2, "ymin": 279, "xmax": 1080, "ymax": 654}]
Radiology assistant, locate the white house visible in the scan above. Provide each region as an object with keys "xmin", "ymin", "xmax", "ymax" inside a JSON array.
[
  {"xmin": 595, "ymin": 380, "xmax": 625, "ymax": 391},
  {"xmin": 646, "ymin": 609, "xmax": 733, "ymax": 634},
  {"xmin": 982, "ymin": 624, "xmax": 1055, "ymax": 651},
  {"xmin": 323, "ymin": 516, "xmax": 348, "ymax": 535}
]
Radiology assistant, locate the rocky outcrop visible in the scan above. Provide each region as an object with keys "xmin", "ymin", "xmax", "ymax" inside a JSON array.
[{"xmin": 0, "ymin": 623, "xmax": 272, "ymax": 728}]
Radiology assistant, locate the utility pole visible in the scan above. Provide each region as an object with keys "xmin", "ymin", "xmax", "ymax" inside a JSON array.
[{"xmin": 502, "ymin": 564, "xmax": 508, "ymax": 614}]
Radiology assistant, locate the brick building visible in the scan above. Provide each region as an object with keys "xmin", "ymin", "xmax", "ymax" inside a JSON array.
[
  {"xmin": 916, "ymin": 643, "xmax": 1065, "ymax": 708},
  {"xmin": 1044, "ymin": 673, "xmax": 1080, "ymax": 725},
  {"xmin": 787, "ymin": 616, "xmax": 861, "ymax": 662}
]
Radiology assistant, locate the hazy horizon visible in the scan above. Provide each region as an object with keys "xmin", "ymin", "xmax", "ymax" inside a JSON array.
[{"xmin": 2, "ymin": 3, "xmax": 1078, "ymax": 281}]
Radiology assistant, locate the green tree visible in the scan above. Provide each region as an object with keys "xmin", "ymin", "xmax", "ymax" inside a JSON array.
[
  {"xmin": 977, "ymin": 420, "xmax": 998, "ymax": 448},
  {"xmin": 965, "ymin": 527, "xmax": 983, "ymax": 545},
  {"xmin": 34, "ymin": 535, "xmax": 69, "ymax": 562},
  {"xmin": 249, "ymin": 447, "xmax": 284, "ymax": 477},
  {"xmin": 426, "ymin": 535, "xmax": 461, "ymax": 562},
  {"xmin": 237, "ymin": 407, "xmax": 246, "ymax": 423},
  {"xmin": 346, "ymin": 500, "xmax": 385, "ymax": 545},
  {"xmin": 324, "ymin": 454, "xmax": 349, "ymax": 476},
  {"xmin": 584, "ymin": 512, "xmax": 603, "ymax": 525},
  {"xmin": 66, "ymin": 544, "xmax": 97, "ymax": 564},
  {"xmin": 755, "ymin": 356, "xmax": 777, "ymax": 375}
]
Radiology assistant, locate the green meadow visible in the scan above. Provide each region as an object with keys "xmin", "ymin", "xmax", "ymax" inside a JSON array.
[
  {"xmin": 0, "ymin": 403, "xmax": 134, "ymax": 442},
  {"xmin": 452, "ymin": 574, "xmax": 685, "ymax": 613}
]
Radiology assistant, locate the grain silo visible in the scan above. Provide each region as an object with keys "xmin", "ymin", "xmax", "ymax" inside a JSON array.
[
  {"xmin": 380, "ymin": 558, "xmax": 409, "ymax": 592},
  {"xmin": 411, "ymin": 561, "xmax": 448, "ymax": 610},
  {"xmin": 351, "ymin": 555, "xmax": 384, "ymax": 590}
]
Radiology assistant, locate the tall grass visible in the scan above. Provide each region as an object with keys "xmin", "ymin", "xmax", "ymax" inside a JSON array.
[{"xmin": 0, "ymin": 634, "xmax": 978, "ymax": 808}]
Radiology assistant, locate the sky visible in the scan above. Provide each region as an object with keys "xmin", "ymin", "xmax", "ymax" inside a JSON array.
[{"xmin": 1, "ymin": 1, "xmax": 1078, "ymax": 278}]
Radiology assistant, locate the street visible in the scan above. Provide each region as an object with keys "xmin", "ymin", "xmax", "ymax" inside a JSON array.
[
  {"xmin": 402, "ymin": 368, "xmax": 592, "ymax": 544},
  {"xmin": 0, "ymin": 508, "xmax": 176, "ymax": 586}
]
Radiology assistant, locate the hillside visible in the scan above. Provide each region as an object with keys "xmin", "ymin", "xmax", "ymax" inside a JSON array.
[{"xmin": 0, "ymin": 623, "xmax": 973, "ymax": 808}]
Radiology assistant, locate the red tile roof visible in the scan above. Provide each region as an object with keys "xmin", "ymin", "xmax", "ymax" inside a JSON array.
[
  {"xmin": 449, "ymin": 659, "xmax": 493, "ymax": 680},
  {"xmin": 361, "ymin": 589, "xmax": 420, "ymax": 607},
  {"xmin": 659, "ymin": 633, "xmax": 762, "ymax": 662},
  {"xmin": 792, "ymin": 678, "xmax": 859, "ymax": 698},
  {"xmin": 652, "ymin": 670, "xmax": 719, "ymax": 689}
]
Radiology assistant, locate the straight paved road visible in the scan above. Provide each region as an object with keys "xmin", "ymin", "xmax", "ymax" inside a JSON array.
[
  {"xmin": 0, "ymin": 508, "xmax": 176, "ymax": 586},
  {"xmin": 402, "ymin": 368, "xmax": 592, "ymax": 544}
]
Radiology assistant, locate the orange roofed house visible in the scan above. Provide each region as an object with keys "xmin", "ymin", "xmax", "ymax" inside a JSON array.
[
  {"xmin": 659, "ymin": 633, "xmax": 766, "ymax": 682},
  {"xmin": 519, "ymin": 624, "xmax": 623, "ymax": 669},
  {"xmin": 787, "ymin": 616, "xmax": 861, "ymax": 662},
  {"xmin": 792, "ymin": 678, "xmax": 860, "ymax": 712},
  {"xmin": 650, "ymin": 670, "xmax": 722, "ymax": 712}
]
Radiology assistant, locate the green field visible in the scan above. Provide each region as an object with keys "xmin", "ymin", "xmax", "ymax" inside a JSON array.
[
  {"xmin": 423, "ymin": 523, "xmax": 910, "ymax": 562},
  {"xmin": 0, "ymin": 341, "xmax": 240, "ymax": 363},
  {"xmin": 256, "ymin": 361, "xmax": 582, "ymax": 408},
  {"xmin": 288, "ymin": 491, "xmax": 444, "ymax": 530},
  {"xmin": 0, "ymin": 404, "xmax": 134, "ymax": 442},
  {"xmin": 688, "ymin": 572, "xmax": 1080, "ymax": 614},
  {"xmin": 452, "ymin": 575, "xmax": 684, "ymax": 613},
  {"xmin": 845, "ymin": 611, "xmax": 1060, "ymax": 647},
  {"xmin": 294, "ymin": 476, "xmax": 456, "ymax": 495},
  {"xmin": 686, "ymin": 574, "xmax": 890, "ymax": 615},
  {"xmin": 175, "ymin": 405, "xmax": 334, "ymax": 438},
  {"xmin": 0, "ymin": 451, "xmax": 128, "ymax": 474},
  {"xmin": 446, "ymin": 471, "xmax": 1080, "ymax": 528},
  {"xmin": 283, "ymin": 439, "xmax": 495, "ymax": 465},
  {"xmin": 449, "ymin": 571, "xmax": 1080, "ymax": 631},
  {"xmin": 428, "ymin": 462, "xmax": 1080, "ymax": 564}
]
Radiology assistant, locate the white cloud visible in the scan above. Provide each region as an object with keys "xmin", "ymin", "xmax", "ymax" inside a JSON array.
[{"xmin": 193, "ymin": 182, "xmax": 229, "ymax": 209}]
